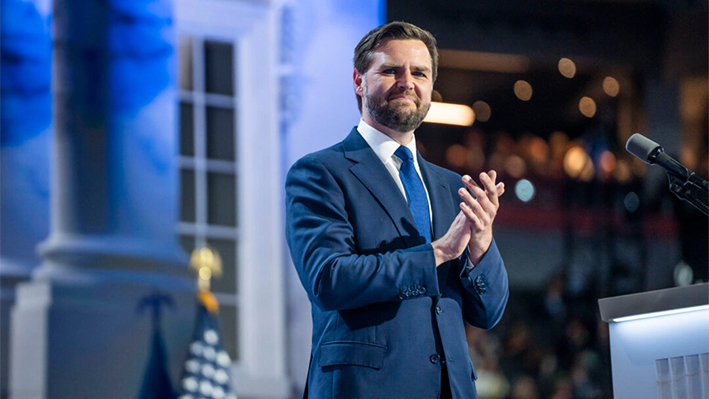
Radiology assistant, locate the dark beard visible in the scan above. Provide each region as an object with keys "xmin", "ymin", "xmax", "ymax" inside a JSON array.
[{"xmin": 364, "ymin": 91, "xmax": 431, "ymax": 133}]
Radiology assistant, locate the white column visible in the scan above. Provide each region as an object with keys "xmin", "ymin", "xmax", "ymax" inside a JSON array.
[
  {"xmin": 10, "ymin": 1, "xmax": 195, "ymax": 398},
  {"xmin": 35, "ymin": 0, "xmax": 188, "ymax": 281}
]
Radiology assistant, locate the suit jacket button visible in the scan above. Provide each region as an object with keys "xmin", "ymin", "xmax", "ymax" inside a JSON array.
[
  {"xmin": 435, "ymin": 306, "xmax": 442, "ymax": 314},
  {"xmin": 474, "ymin": 275, "xmax": 488, "ymax": 294},
  {"xmin": 430, "ymin": 354, "xmax": 440, "ymax": 364}
]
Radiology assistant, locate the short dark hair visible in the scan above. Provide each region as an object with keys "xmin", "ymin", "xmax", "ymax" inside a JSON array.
[{"xmin": 354, "ymin": 21, "xmax": 438, "ymax": 112}]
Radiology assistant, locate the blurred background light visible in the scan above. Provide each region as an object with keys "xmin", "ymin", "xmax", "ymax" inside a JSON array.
[
  {"xmin": 444, "ymin": 144, "xmax": 469, "ymax": 169},
  {"xmin": 673, "ymin": 261, "xmax": 694, "ymax": 286},
  {"xmin": 514, "ymin": 80, "xmax": 533, "ymax": 101},
  {"xmin": 424, "ymin": 101, "xmax": 475, "ymax": 126},
  {"xmin": 505, "ymin": 154, "xmax": 527, "ymax": 178},
  {"xmin": 558, "ymin": 57, "xmax": 577, "ymax": 78},
  {"xmin": 514, "ymin": 179, "xmax": 535, "ymax": 202},
  {"xmin": 472, "ymin": 100, "xmax": 491, "ymax": 122},
  {"xmin": 549, "ymin": 131, "xmax": 570, "ymax": 164},
  {"xmin": 599, "ymin": 150, "xmax": 617, "ymax": 176},
  {"xmin": 579, "ymin": 163, "xmax": 595, "ymax": 181},
  {"xmin": 623, "ymin": 191, "xmax": 640, "ymax": 213},
  {"xmin": 564, "ymin": 145, "xmax": 594, "ymax": 181},
  {"xmin": 528, "ymin": 136, "xmax": 550, "ymax": 165},
  {"xmin": 614, "ymin": 159, "xmax": 633, "ymax": 183},
  {"xmin": 603, "ymin": 76, "xmax": 620, "ymax": 97},
  {"xmin": 579, "ymin": 96, "xmax": 597, "ymax": 118}
]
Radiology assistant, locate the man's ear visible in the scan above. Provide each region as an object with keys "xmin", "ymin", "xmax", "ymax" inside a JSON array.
[{"xmin": 353, "ymin": 68, "xmax": 364, "ymax": 96}]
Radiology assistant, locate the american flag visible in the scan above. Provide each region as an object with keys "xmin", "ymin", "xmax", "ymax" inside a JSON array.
[{"xmin": 177, "ymin": 291, "xmax": 237, "ymax": 399}]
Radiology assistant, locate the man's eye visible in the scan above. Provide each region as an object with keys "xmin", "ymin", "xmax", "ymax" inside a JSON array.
[
  {"xmin": 382, "ymin": 69, "xmax": 396, "ymax": 74},
  {"xmin": 413, "ymin": 72, "xmax": 427, "ymax": 78}
]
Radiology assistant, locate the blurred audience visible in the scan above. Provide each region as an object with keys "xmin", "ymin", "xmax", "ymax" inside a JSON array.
[
  {"xmin": 453, "ymin": 121, "xmax": 706, "ymax": 399},
  {"xmin": 466, "ymin": 273, "xmax": 614, "ymax": 399}
]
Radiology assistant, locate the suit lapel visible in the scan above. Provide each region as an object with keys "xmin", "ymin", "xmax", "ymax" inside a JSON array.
[
  {"xmin": 419, "ymin": 157, "xmax": 456, "ymax": 241},
  {"xmin": 343, "ymin": 128, "xmax": 422, "ymax": 248}
]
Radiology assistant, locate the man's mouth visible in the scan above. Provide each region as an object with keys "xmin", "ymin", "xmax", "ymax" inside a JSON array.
[{"xmin": 388, "ymin": 92, "xmax": 418, "ymax": 105}]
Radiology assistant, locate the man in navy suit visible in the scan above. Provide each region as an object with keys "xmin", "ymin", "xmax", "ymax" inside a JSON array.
[{"xmin": 286, "ymin": 21, "xmax": 509, "ymax": 399}]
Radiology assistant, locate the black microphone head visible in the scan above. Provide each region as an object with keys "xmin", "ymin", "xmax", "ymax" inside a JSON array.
[{"xmin": 626, "ymin": 133, "xmax": 661, "ymax": 164}]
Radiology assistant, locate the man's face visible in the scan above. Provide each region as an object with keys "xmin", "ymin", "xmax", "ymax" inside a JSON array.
[{"xmin": 354, "ymin": 39, "xmax": 433, "ymax": 134}]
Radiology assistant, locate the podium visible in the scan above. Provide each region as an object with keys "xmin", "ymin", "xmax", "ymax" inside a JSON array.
[{"xmin": 599, "ymin": 283, "xmax": 709, "ymax": 399}]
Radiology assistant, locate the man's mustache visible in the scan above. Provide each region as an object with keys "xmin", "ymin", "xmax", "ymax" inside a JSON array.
[{"xmin": 386, "ymin": 90, "xmax": 420, "ymax": 105}]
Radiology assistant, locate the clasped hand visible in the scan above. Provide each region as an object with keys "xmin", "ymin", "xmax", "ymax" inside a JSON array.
[{"xmin": 432, "ymin": 171, "xmax": 505, "ymax": 267}]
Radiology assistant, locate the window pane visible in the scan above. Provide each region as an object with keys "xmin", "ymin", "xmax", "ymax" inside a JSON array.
[
  {"xmin": 178, "ymin": 36, "xmax": 193, "ymax": 91},
  {"xmin": 218, "ymin": 304, "xmax": 239, "ymax": 361},
  {"xmin": 179, "ymin": 235, "xmax": 195, "ymax": 256},
  {"xmin": 180, "ymin": 102, "xmax": 194, "ymax": 156},
  {"xmin": 206, "ymin": 237, "xmax": 237, "ymax": 295},
  {"xmin": 180, "ymin": 169, "xmax": 196, "ymax": 222},
  {"xmin": 206, "ymin": 106, "xmax": 235, "ymax": 161},
  {"xmin": 204, "ymin": 41, "xmax": 234, "ymax": 95},
  {"xmin": 207, "ymin": 172, "xmax": 236, "ymax": 226}
]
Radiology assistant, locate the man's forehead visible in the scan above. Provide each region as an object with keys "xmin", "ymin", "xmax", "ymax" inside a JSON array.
[
  {"xmin": 372, "ymin": 38, "xmax": 432, "ymax": 67},
  {"xmin": 374, "ymin": 38, "xmax": 427, "ymax": 52}
]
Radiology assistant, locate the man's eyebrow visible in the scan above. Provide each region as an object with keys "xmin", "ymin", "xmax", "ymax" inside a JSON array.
[
  {"xmin": 379, "ymin": 63, "xmax": 401, "ymax": 69},
  {"xmin": 412, "ymin": 65, "xmax": 432, "ymax": 72},
  {"xmin": 378, "ymin": 63, "xmax": 432, "ymax": 72}
]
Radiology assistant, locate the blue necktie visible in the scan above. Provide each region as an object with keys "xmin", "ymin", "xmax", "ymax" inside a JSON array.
[{"xmin": 395, "ymin": 146, "xmax": 431, "ymax": 243}]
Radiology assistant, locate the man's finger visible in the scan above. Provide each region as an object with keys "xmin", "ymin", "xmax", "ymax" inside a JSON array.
[
  {"xmin": 460, "ymin": 202, "xmax": 487, "ymax": 232},
  {"xmin": 458, "ymin": 188, "xmax": 491, "ymax": 229},
  {"xmin": 479, "ymin": 172, "xmax": 500, "ymax": 207},
  {"xmin": 462, "ymin": 175, "xmax": 496, "ymax": 213}
]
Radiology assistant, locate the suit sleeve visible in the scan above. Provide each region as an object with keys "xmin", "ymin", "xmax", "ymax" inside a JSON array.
[
  {"xmin": 285, "ymin": 155, "xmax": 441, "ymax": 312},
  {"xmin": 459, "ymin": 240, "xmax": 509, "ymax": 330}
]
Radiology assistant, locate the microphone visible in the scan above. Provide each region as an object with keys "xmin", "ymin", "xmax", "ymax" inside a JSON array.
[
  {"xmin": 626, "ymin": 133, "xmax": 708, "ymax": 216},
  {"xmin": 625, "ymin": 133, "xmax": 709, "ymax": 191}
]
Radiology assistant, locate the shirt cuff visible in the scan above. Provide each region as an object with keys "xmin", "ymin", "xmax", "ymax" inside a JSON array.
[{"xmin": 465, "ymin": 254, "xmax": 476, "ymax": 271}]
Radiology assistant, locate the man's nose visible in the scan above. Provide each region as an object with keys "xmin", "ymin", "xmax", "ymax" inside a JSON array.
[{"xmin": 396, "ymin": 71, "xmax": 414, "ymax": 90}]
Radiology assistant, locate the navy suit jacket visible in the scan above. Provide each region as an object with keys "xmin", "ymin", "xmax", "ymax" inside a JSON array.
[{"xmin": 286, "ymin": 128, "xmax": 509, "ymax": 399}]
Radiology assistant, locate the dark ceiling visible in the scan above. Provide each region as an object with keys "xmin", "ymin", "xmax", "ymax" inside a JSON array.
[{"xmin": 387, "ymin": 0, "xmax": 707, "ymax": 146}]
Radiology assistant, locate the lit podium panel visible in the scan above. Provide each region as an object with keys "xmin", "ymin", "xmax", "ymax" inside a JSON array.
[{"xmin": 599, "ymin": 283, "xmax": 709, "ymax": 399}]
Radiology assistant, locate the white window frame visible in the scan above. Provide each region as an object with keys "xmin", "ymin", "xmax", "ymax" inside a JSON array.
[{"xmin": 175, "ymin": 1, "xmax": 288, "ymax": 397}]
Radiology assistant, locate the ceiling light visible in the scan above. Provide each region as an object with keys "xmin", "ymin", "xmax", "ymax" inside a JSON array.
[{"xmin": 424, "ymin": 102, "xmax": 475, "ymax": 126}]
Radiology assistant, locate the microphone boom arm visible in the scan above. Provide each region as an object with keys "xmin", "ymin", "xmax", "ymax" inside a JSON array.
[
  {"xmin": 649, "ymin": 145, "xmax": 709, "ymax": 192},
  {"xmin": 666, "ymin": 171, "xmax": 709, "ymax": 217}
]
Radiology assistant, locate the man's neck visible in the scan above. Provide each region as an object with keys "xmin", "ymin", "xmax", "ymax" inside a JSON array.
[{"xmin": 362, "ymin": 114, "xmax": 414, "ymax": 146}]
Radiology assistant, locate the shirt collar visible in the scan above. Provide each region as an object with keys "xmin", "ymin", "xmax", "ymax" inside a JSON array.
[{"xmin": 357, "ymin": 119, "xmax": 419, "ymax": 165}]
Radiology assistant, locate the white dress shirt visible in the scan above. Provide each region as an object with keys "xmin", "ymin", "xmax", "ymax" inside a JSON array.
[{"xmin": 356, "ymin": 119, "xmax": 433, "ymax": 227}]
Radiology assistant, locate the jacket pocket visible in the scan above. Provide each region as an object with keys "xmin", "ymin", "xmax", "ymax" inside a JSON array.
[{"xmin": 319, "ymin": 341, "xmax": 386, "ymax": 370}]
